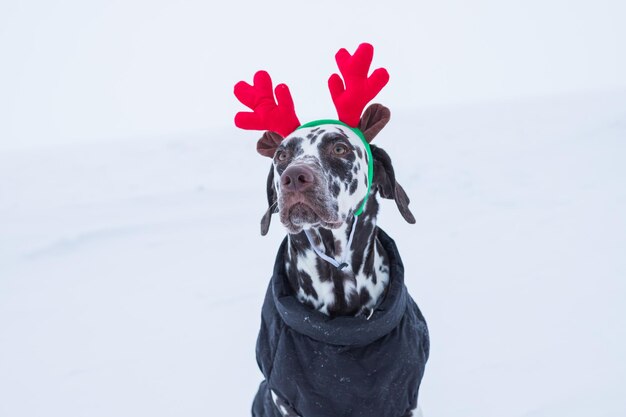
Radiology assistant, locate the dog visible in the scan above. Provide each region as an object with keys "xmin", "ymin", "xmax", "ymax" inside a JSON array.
[{"xmin": 234, "ymin": 43, "xmax": 429, "ymax": 417}]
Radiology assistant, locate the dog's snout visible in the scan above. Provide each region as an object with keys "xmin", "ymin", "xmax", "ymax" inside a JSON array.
[{"xmin": 281, "ymin": 165, "xmax": 315, "ymax": 192}]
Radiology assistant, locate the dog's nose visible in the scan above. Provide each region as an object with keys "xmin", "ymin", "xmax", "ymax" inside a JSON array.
[{"xmin": 281, "ymin": 165, "xmax": 315, "ymax": 192}]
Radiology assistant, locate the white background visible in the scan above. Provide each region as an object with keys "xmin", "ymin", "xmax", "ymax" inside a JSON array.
[
  {"xmin": 1, "ymin": 1, "xmax": 625, "ymax": 416},
  {"xmin": 1, "ymin": 0, "xmax": 625, "ymax": 151}
]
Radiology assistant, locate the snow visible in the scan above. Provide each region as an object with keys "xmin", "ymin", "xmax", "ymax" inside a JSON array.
[{"xmin": 1, "ymin": 90, "xmax": 625, "ymax": 416}]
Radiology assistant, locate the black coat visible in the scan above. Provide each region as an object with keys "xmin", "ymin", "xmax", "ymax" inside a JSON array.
[{"xmin": 252, "ymin": 229, "xmax": 429, "ymax": 417}]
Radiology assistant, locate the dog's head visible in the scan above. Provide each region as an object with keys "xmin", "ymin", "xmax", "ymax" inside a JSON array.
[
  {"xmin": 272, "ymin": 124, "xmax": 368, "ymax": 234},
  {"xmin": 233, "ymin": 42, "xmax": 415, "ymax": 234},
  {"xmin": 260, "ymin": 104, "xmax": 415, "ymax": 235}
]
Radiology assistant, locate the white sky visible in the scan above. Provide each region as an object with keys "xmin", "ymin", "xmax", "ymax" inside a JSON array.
[{"xmin": 1, "ymin": 0, "xmax": 625, "ymax": 151}]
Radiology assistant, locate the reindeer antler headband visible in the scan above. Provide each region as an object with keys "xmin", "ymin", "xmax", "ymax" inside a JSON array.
[
  {"xmin": 234, "ymin": 43, "xmax": 389, "ymax": 220},
  {"xmin": 234, "ymin": 42, "xmax": 389, "ymax": 144}
]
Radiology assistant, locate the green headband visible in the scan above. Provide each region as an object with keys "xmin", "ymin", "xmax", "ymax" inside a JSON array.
[{"xmin": 296, "ymin": 120, "xmax": 373, "ymax": 217}]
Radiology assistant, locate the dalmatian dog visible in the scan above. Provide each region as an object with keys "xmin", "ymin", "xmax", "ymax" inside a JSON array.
[
  {"xmin": 262, "ymin": 119, "xmax": 411, "ymax": 317},
  {"xmin": 235, "ymin": 43, "xmax": 428, "ymax": 417},
  {"xmin": 255, "ymin": 105, "xmax": 426, "ymax": 417}
]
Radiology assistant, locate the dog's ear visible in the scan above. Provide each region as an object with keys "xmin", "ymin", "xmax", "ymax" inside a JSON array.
[
  {"xmin": 358, "ymin": 104, "xmax": 391, "ymax": 143},
  {"xmin": 260, "ymin": 164, "xmax": 278, "ymax": 235},
  {"xmin": 371, "ymin": 144, "xmax": 416, "ymax": 224},
  {"xmin": 257, "ymin": 131, "xmax": 283, "ymax": 158}
]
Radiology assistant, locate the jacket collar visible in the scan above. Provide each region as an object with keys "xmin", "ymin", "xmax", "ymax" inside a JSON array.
[{"xmin": 271, "ymin": 228, "xmax": 408, "ymax": 347}]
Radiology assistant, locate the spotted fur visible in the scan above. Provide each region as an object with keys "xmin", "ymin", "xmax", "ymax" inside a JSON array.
[{"xmin": 271, "ymin": 125, "xmax": 389, "ymax": 317}]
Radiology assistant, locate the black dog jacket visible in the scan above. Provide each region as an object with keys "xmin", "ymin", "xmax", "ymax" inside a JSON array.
[{"xmin": 252, "ymin": 229, "xmax": 429, "ymax": 417}]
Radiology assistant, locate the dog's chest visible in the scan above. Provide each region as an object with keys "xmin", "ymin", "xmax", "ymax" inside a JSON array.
[{"xmin": 285, "ymin": 241, "xmax": 389, "ymax": 317}]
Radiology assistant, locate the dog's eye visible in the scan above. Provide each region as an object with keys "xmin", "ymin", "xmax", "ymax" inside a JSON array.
[
  {"xmin": 276, "ymin": 150, "xmax": 288, "ymax": 162},
  {"xmin": 332, "ymin": 143, "xmax": 349, "ymax": 156}
]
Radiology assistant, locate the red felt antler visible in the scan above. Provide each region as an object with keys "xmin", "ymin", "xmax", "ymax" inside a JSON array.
[
  {"xmin": 328, "ymin": 43, "xmax": 389, "ymax": 127},
  {"xmin": 234, "ymin": 70, "xmax": 300, "ymax": 138}
]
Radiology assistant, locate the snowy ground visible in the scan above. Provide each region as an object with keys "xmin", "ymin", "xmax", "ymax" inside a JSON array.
[{"xmin": 1, "ymin": 91, "xmax": 625, "ymax": 417}]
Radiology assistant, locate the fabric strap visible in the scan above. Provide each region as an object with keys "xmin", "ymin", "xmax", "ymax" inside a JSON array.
[{"xmin": 303, "ymin": 215, "xmax": 358, "ymax": 270}]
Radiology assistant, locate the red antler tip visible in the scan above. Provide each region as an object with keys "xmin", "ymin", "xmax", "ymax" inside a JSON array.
[
  {"xmin": 328, "ymin": 43, "xmax": 389, "ymax": 127},
  {"xmin": 233, "ymin": 70, "xmax": 300, "ymax": 138}
]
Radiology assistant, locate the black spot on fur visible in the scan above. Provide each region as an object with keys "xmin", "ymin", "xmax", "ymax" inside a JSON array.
[
  {"xmin": 298, "ymin": 270, "xmax": 318, "ymax": 298},
  {"xmin": 319, "ymin": 228, "xmax": 334, "ymax": 243},
  {"xmin": 331, "ymin": 181, "xmax": 340, "ymax": 197},
  {"xmin": 349, "ymin": 178, "xmax": 358, "ymax": 195},
  {"xmin": 307, "ymin": 129, "xmax": 326, "ymax": 144},
  {"xmin": 361, "ymin": 242, "xmax": 376, "ymax": 280},
  {"xmin": 275, "ymin": 137, "xmax": 304, "ymax": 175},
  {"xmin": 359, "ymin": 287, "xmax": 372, "ymax": 306},
  {"xmin": 345, "ymin": 288, "xmax": 360, "ymax": 313},
  {"xmin": 335, "ymin": 127, "xmax": 350, "ymax": 139},
  {"xmin": 348, "ymin": 200, "xmax": 380, "ymax": 275},
  {"xmin": 284, "ymin": 137, "xmax": 303, "ymax": 155},
  {"xmin": 317, "ymin": 133, "xmax": 356, "ymax": 183},
  {"xmin": 333, "ymin": 239, "xmax": 343, "ymax": 257}
]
